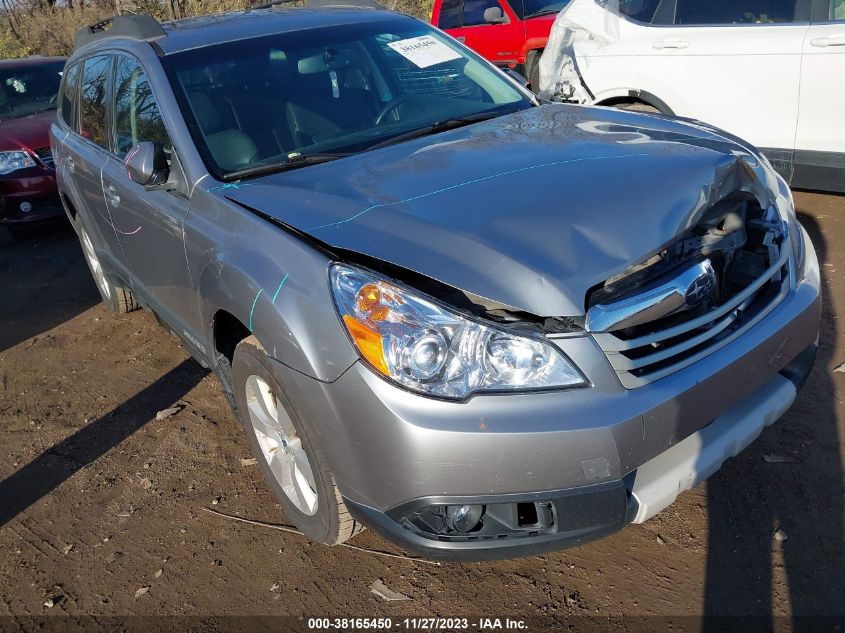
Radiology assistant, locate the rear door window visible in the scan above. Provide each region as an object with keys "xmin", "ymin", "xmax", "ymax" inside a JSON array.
[
  {"xmin": 617, "ymin": 0, "xmax": 661, "ymax": 23},
  {"xmin": 673, "ymin": 0, "xmax": 800, "ymax": 24},
  {"xmin": 79, "ymin": 55, "xmax": 112, "ymax": 148},
  {"xmin": 112, "ymin": 55, "xmax": 172, "ymax": 159},
  {"xmin": 833, "ymin": 0, "xmax": 845, "ymax": 19},
  {"xmin": 59, "ymin": 63, "xmax": 80, "ymax": 131}
]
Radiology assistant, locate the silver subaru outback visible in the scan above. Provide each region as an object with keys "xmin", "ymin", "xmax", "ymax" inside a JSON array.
[{"xmin": 51, "ymin": 5, "xmax": 820, "ymax": 560}]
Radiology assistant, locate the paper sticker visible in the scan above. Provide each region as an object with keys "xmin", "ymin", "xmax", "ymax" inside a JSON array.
[{"xmin": 387, "ymin": 36, "xmax": 462, "ymax": 69}]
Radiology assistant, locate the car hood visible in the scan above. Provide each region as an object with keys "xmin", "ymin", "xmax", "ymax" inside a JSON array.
[
  {"xmin": 0, "ymin": 109, "xmax": 55, "ymax": 152},
  {"xmin": 225, "ymin": 104, "xmax": 779, "ymax": 317}
]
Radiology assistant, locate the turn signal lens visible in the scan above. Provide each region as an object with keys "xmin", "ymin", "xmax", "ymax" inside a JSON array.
[
  {"xmin": 342, "ymin": 314, "xmax": 389, "ymax": 376},
  {"xmin": 357, "ymin": 284, "xmax": 382, "ymax": 312}
]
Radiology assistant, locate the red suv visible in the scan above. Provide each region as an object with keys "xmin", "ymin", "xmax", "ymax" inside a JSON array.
[
  {"xmin": 0, "ymin": 57, "xmax": 66, "ymax": 244},
  {"xmin": 431, "ymin": 0, "xmax": 568, "ymax": 88}
]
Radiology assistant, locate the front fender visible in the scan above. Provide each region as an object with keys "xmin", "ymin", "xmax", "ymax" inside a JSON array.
[
  {"xmin": 521, "ymin": 38, "xmax": 548, "ymax": 63},
  {"xmin": 190, "ymin": 190, "xmax": 358, "ymax": 383}
]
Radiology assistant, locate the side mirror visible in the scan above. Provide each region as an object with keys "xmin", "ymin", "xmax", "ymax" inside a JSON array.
[
  {"xmin": 483, "ymin": 6, "xmax": 507, "ymax": 23},
  {"xmin": 502, "ymin": 67, "xmax": 529, "ymax": 88},
  {"xmin": 124, "ymin": 141, "xmax": 169, "ymax": 188}
]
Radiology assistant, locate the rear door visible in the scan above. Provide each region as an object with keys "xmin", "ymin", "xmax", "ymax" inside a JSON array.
[
  {"xmin": 627, "ymin": 0, "xmax": 810, "ymax": 154},
  {"xmin": 436, "ymin": 0, "xmax": 525, "ymax": 65},
  {"xmin": 100, "ymin": 53, "xmax": 196, "ymax": 333},
  {"xmin": 63, "ymin": 54, "xmax": 124, "ymax": 269},
  {"xmin": 793, "ymin": 0, "xmax": 845, "ymax": 189}
]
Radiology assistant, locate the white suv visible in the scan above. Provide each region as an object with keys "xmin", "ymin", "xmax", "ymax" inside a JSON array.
[{"xmin": 538, "ymin": 0, "xmax": 845, "ymax": 193}]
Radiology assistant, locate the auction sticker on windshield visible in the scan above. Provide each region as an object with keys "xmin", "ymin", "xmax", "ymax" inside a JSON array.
[{"xmin": 387, "ymin": 35, "xmax": 462, "ymax": 68}]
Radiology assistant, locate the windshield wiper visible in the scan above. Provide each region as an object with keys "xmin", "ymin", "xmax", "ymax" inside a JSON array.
[
  {"xmin": 365, "ymin": 110, "xmax": 514, "ymax": 152},
  {"xmin": 224, "ymin": 152, "xmax": 351, "ymax": 181}
]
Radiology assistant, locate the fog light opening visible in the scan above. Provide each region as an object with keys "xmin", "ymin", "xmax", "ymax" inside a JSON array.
[
  {"xmin": 445, "ymin": 504, "xmax": 484, "ymax": 534},
  {"xmin": 19, "ymin": 201, "xmax": 32, "ymax": 213}
]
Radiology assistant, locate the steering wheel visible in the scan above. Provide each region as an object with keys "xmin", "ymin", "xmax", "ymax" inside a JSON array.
[{"xmin": 374, "ymin": 95, "xmax": 413, "ymax": 125}]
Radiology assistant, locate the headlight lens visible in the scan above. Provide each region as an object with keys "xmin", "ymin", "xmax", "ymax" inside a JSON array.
[
  {"xmin": 775, "ymin": 192, "xmax": 806, "ymax": 283},
  {"xmin": 0, "ymin": 150, "xmax": 36, "ymax": 175},
  {"xmin": 790, "ymin": 219, "xmax": 806, "ymax": 282},
  {"xmin": 330, "ymin": 264, "xmax": 587, "ymax": 399}
]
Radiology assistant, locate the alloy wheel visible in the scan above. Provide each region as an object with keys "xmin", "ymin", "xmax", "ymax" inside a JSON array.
[{"xmin": 244, "ymin": 374, "xmax": 319, "ymax": 516}]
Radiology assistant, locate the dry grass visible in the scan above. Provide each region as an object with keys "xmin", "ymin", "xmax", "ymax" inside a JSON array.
[{"xmin": 0, "ymin": 0, "xmax": 434, "ymax": 60}]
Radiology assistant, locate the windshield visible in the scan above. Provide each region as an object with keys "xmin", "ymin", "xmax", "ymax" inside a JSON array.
[
  {"xmin": 0, "ymin": 61, "xmax": 64, "ymax": 121},
  {"xmin": 163, "ymin": 18, "xmax": 533, "ymax": 179}
]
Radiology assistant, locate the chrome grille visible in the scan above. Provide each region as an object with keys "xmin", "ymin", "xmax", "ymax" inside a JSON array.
[
  {"xmin": 592, "ymin": 240, "xmax": 793, "ymax": 389},
  {"xmin": 34, "ymin": 147, "xmax": 54, "ymax": 169}
]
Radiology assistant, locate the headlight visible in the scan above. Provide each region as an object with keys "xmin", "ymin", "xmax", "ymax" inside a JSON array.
[
  {"xmin": 790, "ymin": 218, "xmax": 806, "ymax": 282},
  {"xmin": 0, "ymin": 150, "xmax": 36, "ymax": 175},
  {"xmin": 330, "ymin": 264, "xmax": 587, "ymax": 399},
  {"xmin": 773, "ymin": 190, "xmax": 806, "ymax": 283}
]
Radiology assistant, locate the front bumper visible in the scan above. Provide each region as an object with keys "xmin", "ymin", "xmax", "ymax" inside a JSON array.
[
  {"xmin": 346, "ymin": 349, "xmax": 813, "ymax": 561},
  {"xmin": 0, "ymin": 166, "xmax": 62, "ymax": 224},
  {"xmin": 266, "ymin": 229, "xmax": 820, "ymax": 560}
]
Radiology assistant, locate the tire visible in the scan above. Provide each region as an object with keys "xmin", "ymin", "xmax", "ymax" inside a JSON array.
[
  {"xmin": 77, "ymin": 220, "xmax": 141, "ymax": 315},
  {"xmin": 528, "ymin": 51, "xmax": 542, "ymax": 94},
  {"xmin": 614, "ymin": 101, "xmax": 661, "ymax": 114},
  {"xmin": 231, "ymin": 335, "xmax": 364, "ymax": 545}
]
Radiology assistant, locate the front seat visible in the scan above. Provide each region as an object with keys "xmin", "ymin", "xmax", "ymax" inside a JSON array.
[{"xmin": 188, "ymin": 92, "xmax": 260, "ymax": 172}]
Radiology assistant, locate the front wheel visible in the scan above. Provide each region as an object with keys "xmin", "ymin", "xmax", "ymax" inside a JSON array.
[{"xmin": 231, "ymin": 336, "xmax": 363, "ymax": 544}]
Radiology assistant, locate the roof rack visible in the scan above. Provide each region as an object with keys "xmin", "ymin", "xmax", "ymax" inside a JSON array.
[
  {"xmin": 251, "ymin": 0, "xmax": 385, "ymax": 10},
  {"xmin": 74, "ymin": 14, "xmax": 166, "ymax": 51}
]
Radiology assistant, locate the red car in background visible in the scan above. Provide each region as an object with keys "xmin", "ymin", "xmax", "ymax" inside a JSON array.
[
  {"xmin": 431, "ymin": 0, "xmax": 568, "ymax": 88},
  {"xmin": 0, "ymin": 56, "xmax": 66, "ymax": 244}
]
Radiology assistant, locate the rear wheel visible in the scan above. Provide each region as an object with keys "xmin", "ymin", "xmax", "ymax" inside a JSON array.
[
  {"xmin": 231, "ymin": 336, "xmax": 363, "ymax": 544},
  {"xmin": 78, "ymin": 222, "xmax": 141, "ymax": 315}
]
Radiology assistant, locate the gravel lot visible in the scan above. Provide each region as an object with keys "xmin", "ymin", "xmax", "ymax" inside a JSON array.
[{"xmin": 0, "ymin": 192, "xmax": 842, "ymax": 630}]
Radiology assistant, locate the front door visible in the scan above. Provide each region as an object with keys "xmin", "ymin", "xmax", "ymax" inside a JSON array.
[
  {"xmin": 100, "ymin": 53, "xmax": 197, "ymax": 338},
  {"xmin": 437, "ymin": 0, "xmax": 525, "ymax": 65}
]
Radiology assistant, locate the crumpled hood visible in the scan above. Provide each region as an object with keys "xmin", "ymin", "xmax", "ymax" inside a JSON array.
[
  {"xmin": 226, "ymin": 104, "xmax": 778, "ymax": 316},
  {"xmin": 0, "ymin": 109, "xmax": 54, "ymax": 152}
]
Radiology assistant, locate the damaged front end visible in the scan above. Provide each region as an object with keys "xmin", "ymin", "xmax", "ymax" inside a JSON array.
[
  {"xmin": 585, "ymin": 194, "xmax": 798, "ymax": 388},
  {"xmin": 537, "ymin": 0, "xmax": 623, "ymax": 103}
]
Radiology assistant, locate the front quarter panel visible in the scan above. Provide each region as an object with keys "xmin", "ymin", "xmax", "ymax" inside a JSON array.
[{"xmin": 186, "ymin": 187, "xmax": 358, "ymax": 382}]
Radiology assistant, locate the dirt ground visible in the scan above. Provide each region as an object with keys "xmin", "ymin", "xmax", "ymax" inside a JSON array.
[{"xmin": 0, "ymin": 193, "xmax": 843, "ymax": 630}]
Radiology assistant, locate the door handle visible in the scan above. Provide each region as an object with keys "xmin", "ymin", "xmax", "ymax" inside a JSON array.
[
  {"xmin": 653, "ymin": 39, "xmax": 690, "ymax": 50},
  {"xmin": 810, "ymin": 35, "xmax": 845, "ymax": 47},
  {"xmin": 104, "ymin": 184, "xmax": 120, "ymax": 206}
]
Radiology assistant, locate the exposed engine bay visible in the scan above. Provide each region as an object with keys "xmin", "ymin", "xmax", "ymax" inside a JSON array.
[
  {"xmin": 584, "ymin": 195, "xmax": 791, "ymax": 387},
  {"xmin": 588, "ymin": 196, "xmax": 785, "ymax": 333}
]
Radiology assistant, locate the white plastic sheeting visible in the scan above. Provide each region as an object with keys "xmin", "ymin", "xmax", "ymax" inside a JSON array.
[{"xmin": 537, "ymin": 0, "xmax": 621, "ymax": 102}]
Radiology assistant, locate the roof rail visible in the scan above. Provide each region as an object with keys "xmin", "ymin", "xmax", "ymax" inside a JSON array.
[
  {"xmin": 251, "ymin": 0, "xmax": 384, "ymax": 9},
  {"xmin": 74, "ymin": 14, "xmax": 166, "ymax": 51}
]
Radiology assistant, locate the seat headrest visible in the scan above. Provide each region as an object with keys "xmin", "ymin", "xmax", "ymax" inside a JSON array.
[{"xmin": 189, "ymin": 92, "xmax": 221, "ymax": 134}]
